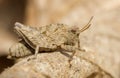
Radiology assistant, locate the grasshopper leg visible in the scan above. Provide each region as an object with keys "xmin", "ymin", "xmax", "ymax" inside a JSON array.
[
  {"xmin": 27, "ymin": 45, "xmax": 40, "ymax": 60},
  {"xmin": 35, "ymin": 45, "xmax": 40, "ymax": 57},
  {"xmin": 61, "ymin": 44, "xmax": 78, "ymax": 67}
]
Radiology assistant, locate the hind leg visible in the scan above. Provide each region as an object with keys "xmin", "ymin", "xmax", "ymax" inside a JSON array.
[
  {"xmin": 35, "ymin": 45, "xmax": 40, "ymax": 57},
  {"xmin": 28, "ymin": 45, "xmax": 40, "ymax": 61}
]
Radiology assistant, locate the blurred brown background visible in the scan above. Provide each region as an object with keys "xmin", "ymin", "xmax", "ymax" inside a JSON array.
[{"xmin": 0, "ymin": 0, "xmax": 120, "ymax": 77}]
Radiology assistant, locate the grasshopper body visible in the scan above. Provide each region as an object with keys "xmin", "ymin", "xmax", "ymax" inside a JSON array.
[{"xmin": 8, "ymin": 17, "xmax": 93, "ymax": 59}]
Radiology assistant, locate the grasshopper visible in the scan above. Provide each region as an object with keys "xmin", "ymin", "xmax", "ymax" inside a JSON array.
[{"xmin": 8, "ymin": 17, "xmax": 93, "ymax": 62}]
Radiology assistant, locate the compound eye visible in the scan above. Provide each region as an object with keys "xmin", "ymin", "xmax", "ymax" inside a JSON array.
[{"xmin": 70, "ymin": 29, "xmax": 77, "ymax": 34}]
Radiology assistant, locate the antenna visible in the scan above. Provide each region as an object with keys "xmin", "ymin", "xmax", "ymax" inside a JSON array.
[{"xmin": 80, "ymin": 16, "xmax": 93, "ymax": 32}]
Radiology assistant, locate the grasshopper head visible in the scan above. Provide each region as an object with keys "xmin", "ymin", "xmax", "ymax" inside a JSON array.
[{"xmin": 69, "ymin": 16, "xmax": 93, "ymax": 36}]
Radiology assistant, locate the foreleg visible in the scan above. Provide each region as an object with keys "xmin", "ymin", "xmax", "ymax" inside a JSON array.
[{"xmin": 61, "ymin": 43, "xmax": 79, "ymax": 67}]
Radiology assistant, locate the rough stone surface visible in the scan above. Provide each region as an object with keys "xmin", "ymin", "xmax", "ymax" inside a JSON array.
[{"xmin": 0, "ymin": 51, "xmax": 113, "ymax": 78}]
